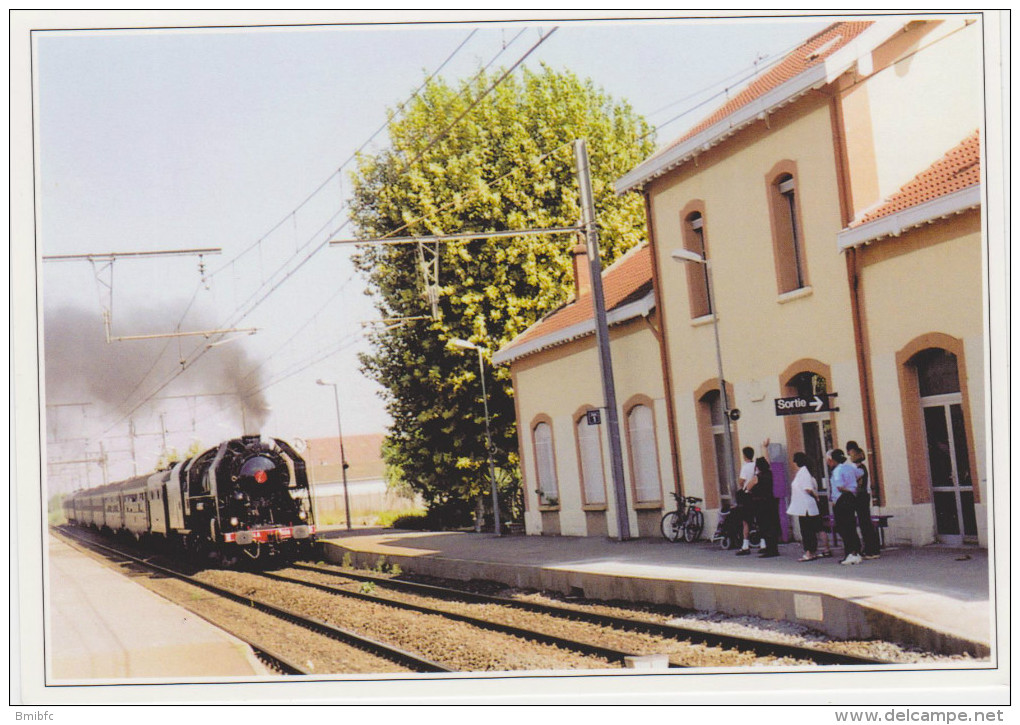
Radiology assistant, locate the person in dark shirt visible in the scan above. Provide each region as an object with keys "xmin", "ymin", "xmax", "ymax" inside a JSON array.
[{"xmin": 846, "ymin": 440, "xmax": 881, "ymax": 559}]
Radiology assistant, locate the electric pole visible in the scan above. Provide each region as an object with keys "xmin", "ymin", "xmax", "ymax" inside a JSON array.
[{"xmin": 575, "ymin": 139, "xmax": 631, "ymax": 541}]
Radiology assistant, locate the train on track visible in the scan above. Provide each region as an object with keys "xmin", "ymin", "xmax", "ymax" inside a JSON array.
[{"xmin": 62, "ymin": 435, "xmax": 316, "ymax": 566}]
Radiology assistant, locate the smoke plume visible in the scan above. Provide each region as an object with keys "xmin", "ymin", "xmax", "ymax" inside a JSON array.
[{"xmin": 43, "ymin": 304, "xmax": 271, "ymax": 435}]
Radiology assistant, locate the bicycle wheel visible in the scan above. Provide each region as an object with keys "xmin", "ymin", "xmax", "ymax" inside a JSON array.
[
  {"xmin": 660, "ymin": 511, "xmax": 683, "ymax": 542},
  {"xmin": 683, "ymin": 510, "xmax": 705, "ymax": 543}
]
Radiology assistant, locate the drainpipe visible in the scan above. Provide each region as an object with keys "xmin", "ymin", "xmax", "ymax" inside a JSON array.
[
  {"xmin": 642, "ymin": 191, "xmax": 684, "ymax": 497},
  {"xmin": 829, "ymin": 92, "xmax": 883, "ymax": 504},
  {"xmin": 845, "ymin": 247, "xmax": 883, "ymax": 505}
]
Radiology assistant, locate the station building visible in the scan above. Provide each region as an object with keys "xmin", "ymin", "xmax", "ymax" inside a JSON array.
[{"xmin": 494, "ymin": 18, "xmax": 988, "ymax": 547}]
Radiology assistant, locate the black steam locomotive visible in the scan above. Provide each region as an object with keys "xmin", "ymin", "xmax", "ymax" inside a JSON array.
[{"xmin": 63, "ymin": 435, "xmax": 316, "ymax": 566}]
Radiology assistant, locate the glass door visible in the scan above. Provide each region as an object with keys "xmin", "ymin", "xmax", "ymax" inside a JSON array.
[
  {"xmin": 921, "ymin": 393, "xmax": 976, "ymax": 544},
  {"xmin": 801, "ymin": 416, "xmax": 833, "ymax": 511}
]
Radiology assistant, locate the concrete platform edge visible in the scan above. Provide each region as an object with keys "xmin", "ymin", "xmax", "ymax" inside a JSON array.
[{"xmin": 318, "ymin": 539, "xmax": 989, "ymax": 659}]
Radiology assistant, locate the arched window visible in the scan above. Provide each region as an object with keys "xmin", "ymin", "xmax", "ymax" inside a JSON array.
[
  {"xmin": 533, "ymin": 421, "xmax": 558, "ymax": 505},
  {"xmin": 575, "ymin": 415, "xmax": 606, "ymax": 506},
  {"xmin": 682, "ymin": 210, "xmax": 712, "ymax": 318},
  {"xmin": 769, "ymin": 170, "xmax": 808, "ymax": 293},
  {"xmin": 627, "ymin": 404, "xmax": 661, "ymax": 503}
]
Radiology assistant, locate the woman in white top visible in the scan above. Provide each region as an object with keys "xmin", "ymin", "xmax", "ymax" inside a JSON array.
[{"xmin": 787, "ymin": 452, "xmax": 822, "ymax": 562}]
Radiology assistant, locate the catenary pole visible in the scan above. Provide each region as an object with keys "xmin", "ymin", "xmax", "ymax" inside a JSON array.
[{"xmin": 574, "ymin": 139, "xmax": 631, "ymax": 540}]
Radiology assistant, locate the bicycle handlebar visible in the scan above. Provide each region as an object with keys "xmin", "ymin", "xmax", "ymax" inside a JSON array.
[{"xmin": 670, "ymin": 492, "xmax": 702, "ymax": 505}]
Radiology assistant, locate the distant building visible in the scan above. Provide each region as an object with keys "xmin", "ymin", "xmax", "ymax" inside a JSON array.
[
  {"xmin": 304, "ymin": 432, "xmax": 386, "ymax": 487},
  {"xmin": 495, "ymin": 18, "xmax": 987, "ymax": 546}
]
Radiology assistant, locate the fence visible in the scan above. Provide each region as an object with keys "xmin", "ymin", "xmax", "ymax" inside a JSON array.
[{"xmin": 311, "ymin": 486, "xmax": 422, "ymax": 527}]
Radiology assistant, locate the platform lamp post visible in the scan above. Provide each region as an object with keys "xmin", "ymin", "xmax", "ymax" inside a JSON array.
[
  {"xmin": 671, "ymin": 249, "xmax": 738, "ymax": 500},
  {"xmin": 449, "ymin": 338, "xmax": 501, "ymax": 537},
  {"xmin": 316, "ymin": 379, "xmax": 352, "ymax": 531}
]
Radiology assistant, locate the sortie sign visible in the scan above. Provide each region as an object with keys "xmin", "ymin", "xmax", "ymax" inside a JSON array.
[{"xmin": 774, "ymin": 393, "xmax": 837, "ymax": 416}]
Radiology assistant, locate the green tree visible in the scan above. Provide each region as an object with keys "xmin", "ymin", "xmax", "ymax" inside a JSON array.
[
  {"xmin": 350, "ymin": 65, "xmax": 654, "ymax": 526},
  {"xmin": 155, "ymin": 439, "xmax": 204, "ymax": 471}
]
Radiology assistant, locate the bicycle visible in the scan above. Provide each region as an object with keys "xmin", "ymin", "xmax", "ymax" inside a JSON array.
[{"xmin": 660, "ymin": 492, "xmax": 704, "ymax": 543}]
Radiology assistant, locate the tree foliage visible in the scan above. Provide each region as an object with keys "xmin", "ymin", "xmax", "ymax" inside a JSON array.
[{"xmin": 350, "ymin": 65, "xmax": 654, "ymax": 525}]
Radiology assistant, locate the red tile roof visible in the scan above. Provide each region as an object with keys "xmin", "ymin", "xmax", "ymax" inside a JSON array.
[
  {"xmin": 500, "ymin": 244, "xmax": 654, "ymax": 354},
  {"xmin": 853, "ymin": 130, "xmax": 981, "ymax": 226},
  {"xmin": 662, "ymin": 22, "xmax": 873, "ymax": 155}
]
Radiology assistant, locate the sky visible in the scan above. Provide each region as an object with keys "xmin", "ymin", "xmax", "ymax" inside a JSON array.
[{"xmin": 33, "ymin": 11, "xmax": 836, "ymax": 488}]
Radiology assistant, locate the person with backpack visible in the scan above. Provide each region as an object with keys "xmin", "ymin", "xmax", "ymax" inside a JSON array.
[{"xmin": 734, "ymin": 446, "xmax": 761, "ymax": 555}]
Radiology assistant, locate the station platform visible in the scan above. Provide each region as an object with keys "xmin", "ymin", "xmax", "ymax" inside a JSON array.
[
  {"xmin": 317, "ymin": 527, "xmax": 993, "ymax": 658},
  {"xmin": 48, "ymin": 535, "xmax": 266, "ymax": 681}
]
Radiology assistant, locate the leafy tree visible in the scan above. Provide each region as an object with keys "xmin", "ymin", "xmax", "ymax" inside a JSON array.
[
  {"xmin": 350, "ymin": 65, "xmax": 654, "ymax": 526},
  {"xmin": 155, "ymin": 439, "xmax": 204, "ymax": 471}
]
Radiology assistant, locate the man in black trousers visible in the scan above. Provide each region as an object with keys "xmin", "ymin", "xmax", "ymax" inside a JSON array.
[{"xmin": 847, "ymin": 440, "xmax": 881, "ymax": 559}]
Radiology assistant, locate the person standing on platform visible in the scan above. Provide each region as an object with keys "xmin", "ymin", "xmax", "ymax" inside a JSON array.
[
  {"xmin": 787, "ymin": 452, "xmax": 821, "ymax": 561},
  {"xmin": 847, "ymin": 440, "xmax": 881, "ymax": 559},
  {"xmin": 753, "ymin": 449, "xmax": 779, "ymax": 558},
  {"xmin": 828, "ymin": 449, "xmax": 862, "ymax": 565},
  {"xmin": 735, "ymin": 447, "xmax": 762, "ymax": 555}
]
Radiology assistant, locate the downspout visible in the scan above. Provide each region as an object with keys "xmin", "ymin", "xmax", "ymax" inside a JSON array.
[
  {"xmin": 830, "ymin": 92, "xmax": 884, "ymax": 504},
  {"xmin": 845, "ymin": 248, "xmax": 883, "ymax": 503},
  {"xmin": 642, "ymin": 190, "xmax": 684, "ymax": 496}
]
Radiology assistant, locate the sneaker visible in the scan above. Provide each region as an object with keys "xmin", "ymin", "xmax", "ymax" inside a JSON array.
[
  {"xmin": 798, "ymin": 554, "xmax": 817, "ymax": 562},
  {"xmin": 840, "ymin": 554, "xmax": 863, "ymax": 566},
  {"xmin": 736, "ymin": 548, "xmax": 751, "ymax": 556}
]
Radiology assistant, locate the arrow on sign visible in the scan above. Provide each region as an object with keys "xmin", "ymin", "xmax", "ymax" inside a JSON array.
[{"xmin": 811, "ymin": 396, "xmax": 824, "ymax": 412}]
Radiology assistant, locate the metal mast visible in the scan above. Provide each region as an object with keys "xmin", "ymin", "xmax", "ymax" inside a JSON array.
[{"xmin": 574, "ymin": 139, "xmax": 631, "ymax": 540}]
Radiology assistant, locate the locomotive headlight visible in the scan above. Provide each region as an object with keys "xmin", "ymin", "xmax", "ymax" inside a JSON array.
[
  {"xmin": 229, "ymin": 517, "xmax": 239, "ymax": 527},
  {"xmin": 298, "ymin": 510, "xmax": 307, "ymax": 521}
]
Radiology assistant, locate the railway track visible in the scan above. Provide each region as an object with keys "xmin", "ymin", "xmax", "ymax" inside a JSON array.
[
  {"xmin": 54, "ymin": 527, "xmax": 452, "ymax": 674},
  {"xmin": 288, "ymin": 562, "xmax": 892, "ymax": 667},
  {"xmin": 257, "ymin": 568, "xmax": 675, "ymax": 668},
  {"xmin": 54, "ymin": 526, "xmax": 894, "ymax": 672}
]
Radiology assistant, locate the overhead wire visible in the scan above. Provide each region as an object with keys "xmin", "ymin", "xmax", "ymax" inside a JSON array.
[
  {"xmin": 103, "ymin": 20, "xmax": 802, "ymax": 439},
  {"xmin": 101, "ymin": 28, "xmax": 489, "ymax": 429},
  {"xmin": 100, "ymin": 27, "xmax": 551, "ymax": 435},
  {"xmin": 237, "ymin": 269, "xmax": 358, "ymax": 386}
]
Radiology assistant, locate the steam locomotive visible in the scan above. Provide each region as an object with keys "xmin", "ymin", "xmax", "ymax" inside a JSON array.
[{"xmin": 62, "ymin": 435, "xmax": 316, "ymax": 566}]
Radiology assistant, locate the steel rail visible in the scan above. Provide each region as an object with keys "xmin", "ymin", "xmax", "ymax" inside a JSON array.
[
  {"xmin": 259, "ymin": 570, "xmax": 669, "ymax": 668},
  {"xmin": 250, "ymin": 645, "xmax": 312, "ymax": 676},
  {"xmin": 54, "ymin": 528, "xmax": 453, "ymax": 674},
  {"xmin": 292, "ymin": 563, "xmax": 891, "ymax": 667}
]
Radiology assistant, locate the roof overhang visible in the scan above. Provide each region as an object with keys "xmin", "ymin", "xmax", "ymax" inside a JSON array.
[
  {"xmin": 837, "ymin": 184, "xmax": 981, "ymax": 250},
  {"xmin": 615, "ymin": 20, "xmax": 906, "ymax": 195},
  {"xmin": 492, "ymin": 290, "xmax": 655, "ymax": 366}
]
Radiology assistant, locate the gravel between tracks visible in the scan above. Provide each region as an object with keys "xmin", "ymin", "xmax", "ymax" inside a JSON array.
[
  {"xmin": 283, "ymin": 566, "xmax": 815, "ymax": 668},
  {"xmin": 344, "ymin": 568, "xmax": 980, "ymax": 665},
  {"xmin": 139, "ymin": 574, "xmax": 410, "ymax": 675},
  {"xmin": 198, "ymin": 569, "xmax": 617, "ymax": 672}
]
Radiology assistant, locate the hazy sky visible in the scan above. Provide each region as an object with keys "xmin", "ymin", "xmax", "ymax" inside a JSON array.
[{"xmin": 35, "ymin": 12, "xmax": 834, "ymax": 483}]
